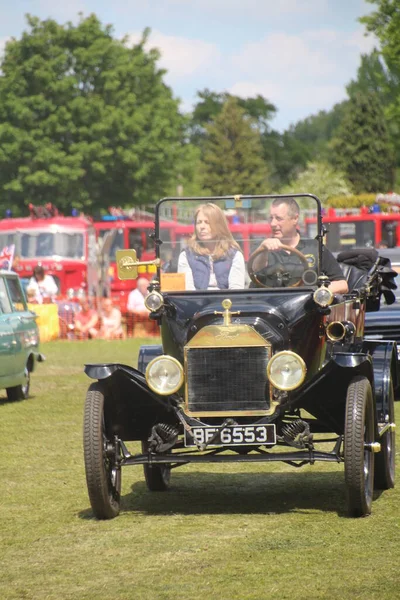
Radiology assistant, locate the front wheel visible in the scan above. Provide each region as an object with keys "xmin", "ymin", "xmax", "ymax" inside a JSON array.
[
  {"xmin": 344, "ymin": 376, "xmax": 375, "ymax": 517},
  {"xmin": 6, "ymin": 368, "xmax": 30, "ymax": 401},
  {"xmin": 83, "ymin": 382, "xmax": 121, "ymax": 519},
  {"xmin": 374, "ymin": 381, "xmax": 396, "ymax": 490}
]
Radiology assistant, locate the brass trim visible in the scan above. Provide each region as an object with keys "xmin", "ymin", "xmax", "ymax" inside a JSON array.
[
  {"xmin": 326, "ymin": 320, "xmax": 355, "ymax": 342},
  {"xmin": 267, "ymin": 350, "xmax": 306, "ymax": 391},
  {"xmin": 184, "ymin": 322, "xmax": 275, "ymax": 417},
  {"xmin": 116, "ymin": 249, "xmax": 161, "ymax": 280},
  {"xmin": 313, "ymin": 286, "xmax": 333, "ymax": 307},
  {"xmin": 145, "ymin": 355, "xmax": 184, "ymax": 396},
  {"xmin": 144, "ymin": 291, "xmax": 164, "ymax": 312}
]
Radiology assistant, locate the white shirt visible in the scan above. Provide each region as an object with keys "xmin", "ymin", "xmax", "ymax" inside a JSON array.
[
  {"xmin": 178, "ymin": 251, "xmax": 245, "ymax": 290},
  {"xmin": 127, "ymin": 288, "xmax": 148, "ymax": 312},
  {"xmin": 28, "ymin": 274, "xmax": 59, "ymax": 304}
]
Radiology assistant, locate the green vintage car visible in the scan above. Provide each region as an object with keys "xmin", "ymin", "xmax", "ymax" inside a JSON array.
[{"xmin": 0, "ymin": 271, "xmax": 44, "ymax": 400}]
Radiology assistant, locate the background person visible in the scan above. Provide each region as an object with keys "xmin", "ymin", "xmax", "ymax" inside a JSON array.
[
  {"xmin": 178, "ymin": 202, "xmax": 245, "ymax": 290},
  {"xmin": 73, "ymin": 296, "xmax": 99, "ymax": 339},
  {"xmin": 99, "ymin": 297, "xmax": 123, "ymax": 339},
  {"xmin": 126, "ymin": 277, "xmax": 151, "ymax": 337},
  {"xmin": 251, "ymin": 197, "xmax": 348, "ymax": 294},
  {"xmin": 28, "ymin": 265, "xmax": 59, "ymax": 303}
]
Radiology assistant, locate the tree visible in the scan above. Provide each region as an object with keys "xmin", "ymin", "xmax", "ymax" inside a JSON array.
[
  {"xmin": 0, "ymin": 15, "xmax": 185, "ymax": 214},
  {"xmin": 190, "ymin": 89, "xmax": 276, "ymax": 145},
  {"xmin": 330, "ymin": 91, "xmax": 394, "ymax": 193},
  {"xmin": 346, "ymin": 49, "xmax": 396, "ymax": 104},
  {"xmin": 279, "ymin": 161, "xmax": 353, "ymax": 203},
  {"xmin": 200, "ymin": 98, "xmax": 269, "ymax": 195}
]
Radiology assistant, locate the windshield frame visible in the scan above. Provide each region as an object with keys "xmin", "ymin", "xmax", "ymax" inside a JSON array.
[{"xmin": 154, "ymin": 194, "xmax": 324, "ymax": 293}]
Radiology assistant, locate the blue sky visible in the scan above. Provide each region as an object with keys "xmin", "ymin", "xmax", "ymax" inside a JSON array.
[{"xmin": 0, "ymin": 0, "xmax": 378, "ymax": 131}]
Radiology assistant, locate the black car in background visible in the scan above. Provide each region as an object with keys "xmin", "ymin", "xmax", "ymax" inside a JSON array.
[{"xmin": 364, "ymin": 248, "xmax": 400, "ymax": 357}]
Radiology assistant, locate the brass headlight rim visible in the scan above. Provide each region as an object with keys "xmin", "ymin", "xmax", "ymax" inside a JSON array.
[
  {"xmin": 267, "ymin": 350, "xmax": 307, "ymax": 391},
  {"xmin": 145, "ymin": 355, "xmax": 184, "ymax": 396},
  {"xmin": 313, "ymin": 286, "xmax": 334, "ymax": 308},
  {"xmin": 144, "ymin": 290, "xmax": 164, "ymax": 312}
]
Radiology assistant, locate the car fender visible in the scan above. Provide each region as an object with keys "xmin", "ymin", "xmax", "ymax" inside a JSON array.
[{"xmin": 84, "ymin": 362, "xmax": 177, "ymax": 440}]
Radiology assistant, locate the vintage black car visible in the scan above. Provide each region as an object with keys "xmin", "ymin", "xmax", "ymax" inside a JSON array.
[{"xmin": 83, "ymin": 194, "xmax": 396, "ymax": 519}]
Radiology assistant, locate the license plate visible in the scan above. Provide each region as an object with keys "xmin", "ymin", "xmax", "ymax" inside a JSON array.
[{"xmin": 184, "ymin": 424, "xmax": 276, "ymax": 447}]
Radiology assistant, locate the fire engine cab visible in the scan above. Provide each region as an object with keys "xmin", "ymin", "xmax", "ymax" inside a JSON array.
[{"xmin": 0, "ymin": 204, "xmax": 98, "ymax": 298}]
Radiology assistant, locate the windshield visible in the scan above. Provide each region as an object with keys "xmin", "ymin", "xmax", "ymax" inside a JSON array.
[
  {"xmin": 0, "ymin": 229, "xmax": 85, "ymax": 260},
  {"xmin": 157, "ymin": 196, "xmax": 322, "ymax": 292}
]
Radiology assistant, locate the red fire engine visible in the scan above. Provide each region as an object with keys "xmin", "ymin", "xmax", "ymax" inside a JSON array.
[
  {"xmin": 304, "ymin": 205, "xmax": 400, "ymax": 252},
  {"xmin": 0, "ymin": 204, "xmax": 98, "ymax": 297}
]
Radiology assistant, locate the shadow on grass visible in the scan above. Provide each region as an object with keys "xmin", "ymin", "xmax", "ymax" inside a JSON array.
[
  {"xmin": 0, "ymin": 394, "xmax": 36, "ymax": 406},
  {"xmin": 80, "ymin": 469, "xmax": 357, "ymax": 519}
]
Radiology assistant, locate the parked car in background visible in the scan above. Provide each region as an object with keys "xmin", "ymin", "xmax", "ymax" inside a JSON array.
[
  {"xmin": 364, "ymin": 248, "xmax": 400, "ymax": 359},
  {"xmin": 0, "ymin": 271, "xmax": 44, "ymax": 400}
]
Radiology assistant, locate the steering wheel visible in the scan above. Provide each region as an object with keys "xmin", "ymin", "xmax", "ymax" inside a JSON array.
[{"xmin": 247, "ymin": 244, "xmax": 311, "ymax": 288}]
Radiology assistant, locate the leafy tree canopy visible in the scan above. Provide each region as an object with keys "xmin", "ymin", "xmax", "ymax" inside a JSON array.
[
  {"xmin": 279, "ymin": 161, "xmax": 353, "ymax": 203},
  {"xmin": 200, "ymin": 97, "xmax": 269, "ymax": 196},
  {"xmin": 0, "ymin": 14, "xmax": 185, "ymax": 214},
  {"xmin": 331, "ymin": 91, "xmax": 394, "ymax": 193},
  {"xmin": 191, "ymin": 88, "xmax": 276, "ymax": 138}
]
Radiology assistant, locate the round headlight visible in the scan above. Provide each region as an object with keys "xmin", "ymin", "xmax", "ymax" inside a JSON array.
[
  {"xmin": 146, "ymin": 355, "xmax": 184, "ymax": 395},
  {"xmin": 313, "ymin": 286, "xmax": 333, "ymax": 307},
  {"xmin": 267, "ymin": 351, "xmax": 306, "ymax": 391},
  {"xmin": 145, "ymin": 291, "xmax": 164, "ymax": 312}
]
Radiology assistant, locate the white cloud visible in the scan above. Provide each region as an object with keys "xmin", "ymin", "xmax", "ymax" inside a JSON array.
[
  {"xmin": 345, "ymin": 28, "xmax": 378, "ymax": 53},
  {"xmin": 232, "ymin": 33, "xmax": 338, "ymax": 80},
  {"xmin": 126, "ymin": 30, "xmax": 221, "ymax": 80}
]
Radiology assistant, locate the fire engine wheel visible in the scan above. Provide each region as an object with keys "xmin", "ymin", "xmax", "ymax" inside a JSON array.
[
  {"xmin": 344, "ymin": 376, "xmax": 375, "ymax": 518},
  {"xmin": 84, "ymin": 382, "xmax": 121, "ymax": 519},
  {"xmin": 247, "ymin": 245, "xmax": 310, "ymax": 288},
  {"xmin": 374, "ymin": 380, "xmax": 395, "ymax": 490},
  {"xmin": 142, "ymin": 439, "xmax": 171, "ymax": 491}
]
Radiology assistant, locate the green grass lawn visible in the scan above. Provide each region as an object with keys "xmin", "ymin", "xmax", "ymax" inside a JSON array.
[{"xmin": 0, "ymin": 339, "xmax": 399, "ymax": 600}]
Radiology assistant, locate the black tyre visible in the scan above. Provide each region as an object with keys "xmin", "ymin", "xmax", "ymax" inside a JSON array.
[
  {"xmin": 374, "ymin": 381, "xmax": 396, "ymax": 490},
  {"xmin": 83, "ymin": 382, "xmax": 121, "ymax": 519},
  {"xmin": 6, "ymin": 368, "xmax": 30, "ymax": 401},
  {"xmin": 142, "ymin": 440, "xmax": 171, "ymax": 491},
  {"xmin": 344, "ymin": 376, "xmax": 375, "ymax": 517}
]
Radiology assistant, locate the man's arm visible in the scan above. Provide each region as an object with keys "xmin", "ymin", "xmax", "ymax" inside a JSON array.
[{"xmin": 322, "ymin": 247, "xmax": 349, "ymax": 294}]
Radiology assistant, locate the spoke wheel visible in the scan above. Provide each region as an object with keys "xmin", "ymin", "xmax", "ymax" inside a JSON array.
[
  {"xmin": 83, "ymin": 382, "xmax": 121, "ymax": 519},
  {"xmin": 142, "ymin": 439, "xmax": 171, "ymax": 491},
  {"xmin": 247, "ymin": 244, "xmax": 310, "ymax": 288},
  {"xmin": 7, "ymin": 367, "xmax": 30, "ymax": 401},
  {"xmin": 344, "ymin": 377, "xmax": 375, "ymax": 517},
  {"xmin": 374, "ymin": 380, "xmax": 395, "ymax": 489}
]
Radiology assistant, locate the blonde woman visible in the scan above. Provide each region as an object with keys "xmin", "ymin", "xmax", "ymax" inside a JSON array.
[{"xmin": 178, "ymin": 203, "xmax": 245, "ymax": 290}]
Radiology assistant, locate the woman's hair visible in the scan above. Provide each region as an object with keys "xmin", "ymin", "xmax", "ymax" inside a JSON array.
[{"xmin": 187, "ymin": 203, "xmax": 242, "ymax": 259}]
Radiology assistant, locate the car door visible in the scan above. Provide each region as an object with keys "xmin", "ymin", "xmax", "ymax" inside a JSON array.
[
  {"xmin": 0, "ymin": 276, "xmax": 18, "ymax": 377},
  {"xmin": 4, "ymin": 275, "xmax": 37, "ymax": 376}
]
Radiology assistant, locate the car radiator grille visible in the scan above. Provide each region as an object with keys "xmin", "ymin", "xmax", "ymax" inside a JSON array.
[{"xmin": 186, "ymin": 346, "xmax": 270, "ymax": 413}]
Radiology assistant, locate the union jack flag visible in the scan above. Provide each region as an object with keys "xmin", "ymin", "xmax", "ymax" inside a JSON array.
[{"xmin": 0, "ymin": 244, "xmax": 15, "ymax": 271}]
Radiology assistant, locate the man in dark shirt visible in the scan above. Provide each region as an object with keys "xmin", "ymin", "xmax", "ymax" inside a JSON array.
[{"xmin": 251, "ymin": 197, "xmax": 348, "ymax": 293}]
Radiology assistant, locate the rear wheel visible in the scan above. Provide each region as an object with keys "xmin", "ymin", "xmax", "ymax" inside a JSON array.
[
  {"xmin": 6, "ymin": 368, "xmax": 30, "ymax": 401},
  {"xmin": 344, "ymin": 377, "xmax": 375, "ymax": 517},
  {"xmin": 142, "ymin": 440, "xmax": 171, "ymax": 491},
  {"xmin": 83, "ymin": 382, "xmax": 121, "ymax": 519},
  {"xmin": 374, "ymin": 381, "xmax": 395, "ymax": 489}
]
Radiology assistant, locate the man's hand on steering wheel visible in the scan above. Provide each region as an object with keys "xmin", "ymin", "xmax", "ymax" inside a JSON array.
[{"xmin": 247, "ymin": 243, "xmax": 310, "ymax": 288}]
